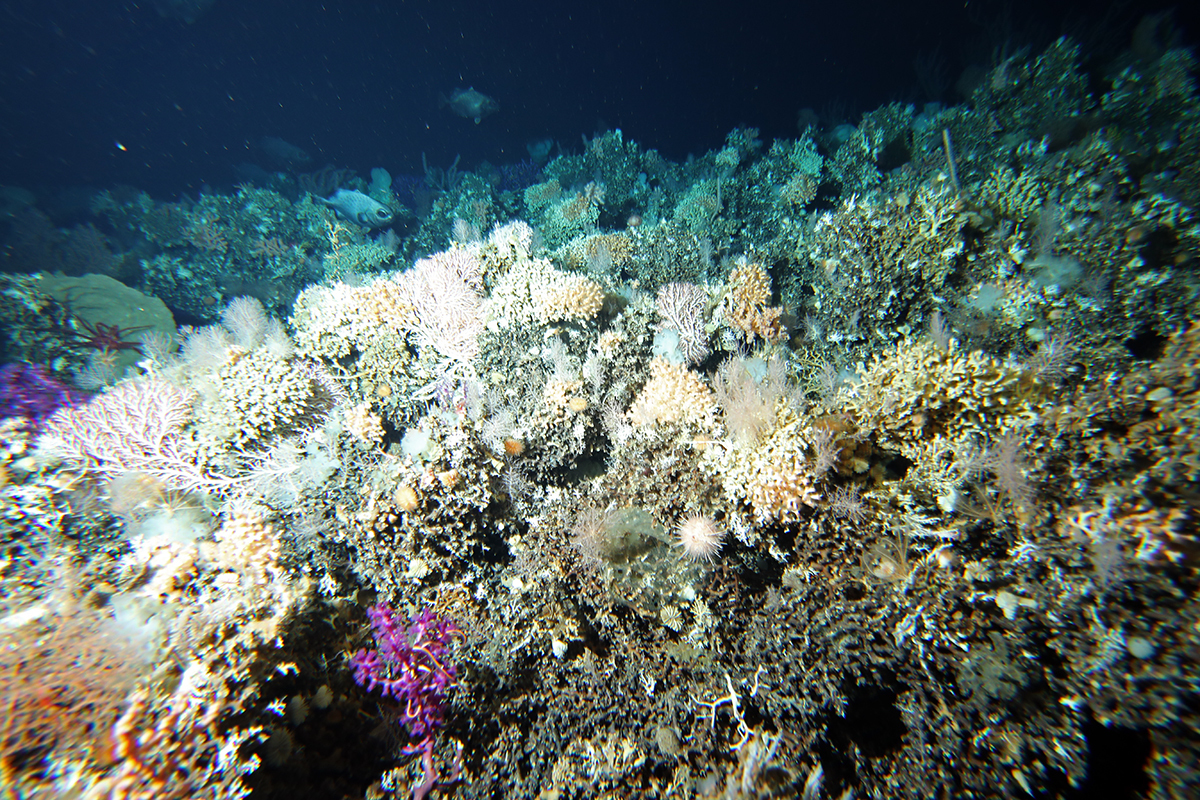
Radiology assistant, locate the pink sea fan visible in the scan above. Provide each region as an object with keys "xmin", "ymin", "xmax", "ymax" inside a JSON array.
[{"xmin": 39, "ymin": 379, "xmax": 236, "ymax": 494}]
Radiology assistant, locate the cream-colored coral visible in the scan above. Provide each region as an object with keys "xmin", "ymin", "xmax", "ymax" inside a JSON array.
[
  {"xmin": 539, "ymin": 182, "xmax": 605, "ymax": 247},
  {"xmin": 486, "ymin": 252, "xmax": 605, "ymax": 328},
  {"xmin": 343, "ymin": 401, "xmax": 384, "ymax": 445},
  {"xmin": 479, "ymin": 219, "xmax": 537, "ymax": 270},
  {"xmin": 110, "ymin": 663, "xmax": 264, "ymax": 799},
  {"xmin": 558, "ymin": 232, "xmax": 634, "ymax": 272},
  {"xmin": 209, "ymin": 505, "xmax": 283, "ymax": 589},
  {"xmin": 292, "ymin": 282, "xmax": 412, "ymax": 405},
  {"xmin": 522, "ymin": 180, "xmax": 563, "ymax": 216},
  {"xmin": 102, "ymin": 503, "xmax": 304, "ymax": 797},
  {"xmin": 290, "ymin": 278, "xmax": 414, "ymax": 361},
  {"xmin": 979, "ymin": 164, "xmax": 1046, "ymax": 223},
  {"xmin": 903, "ymin": 433, "xmax": 986, "ymax": 511},
  {"xmin": 780, "ymin": 173, "xmax": 819, "ymax": 208},
  {"xmin": 628, "ymin": 358, "xmax": 717, "ymax": 430},
  {"xmin": 536, "ymin": 272, "xmax": 604, "ymax": 323},
  {"xmin": 846, "ymin": 338, "xmax": 1038, "ymax": 452},
  {"xmin": 294, "ymin": 245, "xmax": 484, "ymax": 369},
  {"xmin": 539, "ymin": 378, "xmax": 587, "ymax": 426},
  {"xmin": 721, "ymin": 259, "xmax": 784, "ymax": 343},
  {"xmin": 596, "ymin": 329, "xmax": 626, "ymax": 359},
  {"xmin": 705, "ymin": 403, "xmax": 822, "ymax": 523},
  {"xmin": 197, "ymin": 348, "xmax": 333, "ymax": 454}
]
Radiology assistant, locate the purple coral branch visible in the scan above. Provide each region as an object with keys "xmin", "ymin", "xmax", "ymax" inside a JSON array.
[
  {"xmin": 350, "ymin": 604, "xmax": 461, "ymax": 797},
  {"xmin": 0, "ymin": 363, "xmax": 85, "ymax": 431}
]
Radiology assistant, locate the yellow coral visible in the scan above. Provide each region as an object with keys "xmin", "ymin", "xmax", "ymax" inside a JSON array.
[
  {"xmin": 538, "ymin": 378, "xmax": 587, "ymax": 426},
  {"xmin": 559, "ymin": 232, "xmax": 634, "ymax": 271},
  {"xmin": 706, "ymin": 403, "xmax": 822, "ymax": 523},
  {"xmin": 343, "ymin": 401, "xmax": 385, "ymax": 445},
  {"xmin": 847, "ymin": 339, "xmax": 1037, "ymax": 452}
]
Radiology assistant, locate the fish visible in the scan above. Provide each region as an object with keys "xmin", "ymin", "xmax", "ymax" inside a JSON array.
[
  {"xmin": 440, "ymin": 87, "xmax": 499, "ymax": 124},
  {"xmin": 314, "ymin": 189, "xmax": 395, "ymax": 228},
  {"xmin": 232, "ymin": 162, "xmax": 275, "ymax": 185},
  {"xmin": 526, "ymin": 137, "xmax": 555, "ymax": 165},
  {"xmin": 259, "ymin": 136, "xmax": 312, "ymax": 168}
]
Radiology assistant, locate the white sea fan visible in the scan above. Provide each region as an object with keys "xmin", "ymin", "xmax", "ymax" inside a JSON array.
[
  {"xmin": 543, "ymin": 337, "xmax": 578, "ymax": 381},
  {"xmin": 241, "ymin": 439, "xmax": 304, "ymax": 508},
  {"xmin": 137, "ymin": 329, "xmax": 177, "ymax": 366},
  {"xmin": 656, "ymin": 282, "xmax": 709, "ymax": 365},
  {"xmin": 397, "ymin": 247, "xmax": 486, "ymax": 394},
  {"xmin": 481, "ymin": 406, "xmax": 515, "ymax": 452},
  {"xmin": 242, "ymin": 437, "xmax": 339, "ymax": 509},
  {"xmin": 75, "ymin": 351, "xmax": 121, "ymax": 389},
  {"xmin": 222, "ymin": 296, "xmax": 268, "ymax": 350},
  {"xmin": 452, "ymin": 217, "xmax": 481, "ymax": 243},
  {"xmin": 262, "ymin": 318, "xmax": 295, "ymax": 359},
  {"xmin": 712, "ymin": 356, "xmax": 784, "ymax": 445},
  {"xmin": 182, "ymin": 325, "xmax": 232, "ymax": 373}
]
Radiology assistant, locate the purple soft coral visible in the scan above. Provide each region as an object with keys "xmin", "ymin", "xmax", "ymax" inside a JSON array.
[
  {"xmin": 351, "ymin": 604, "xmax": 461, "ymax": 799},
  {"xmin": 0, "ymin": 363, "xmax": 85, "ymax": 430},
  {"xmin": 350, "ymin": 604, "xmax": 460, "ymax": 739}
]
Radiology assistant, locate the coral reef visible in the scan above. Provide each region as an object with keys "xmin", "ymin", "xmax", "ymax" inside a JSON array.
[{"xmin": 2, "ymin": 32, "xmax": 1200, "ymax": 800}]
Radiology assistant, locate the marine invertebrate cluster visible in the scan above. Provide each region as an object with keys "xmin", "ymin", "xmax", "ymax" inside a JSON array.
[
  {"xmin": 719, "ymin": 259, "xmax": 784, "ymax": 344},
  {"xmin": 0, "ymin": 604, "xmax": 141, "ymax": 775},
  {"xmin": 205, "ymin": 348, "xmax": 339, "ymax": 451},
  {"xmin": 704, "ymin": 401, "xmax": 825, "ymax": 524},
  {"xmin": 483, "ymin": 225, "xmax": 606, "ymax": 328},
  {"xmin": 8, "ymin": 30, "xmax": 1200, "ymax": 800},
  {"xmin": 845, "ymin": 337, "xmax": 1039, "ymax": 451},
  {"xmin": 627, "ymin": 358, "xmax": 717, "ymax": 430},
  {"xmin": 803, "ymin": 177, "xmax": 965, "ymax": 358}
]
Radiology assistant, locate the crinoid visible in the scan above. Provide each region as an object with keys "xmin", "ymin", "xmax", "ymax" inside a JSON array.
[{"xmin": 73, "ymin": 319, "xmax": 147, "ymax": 354}]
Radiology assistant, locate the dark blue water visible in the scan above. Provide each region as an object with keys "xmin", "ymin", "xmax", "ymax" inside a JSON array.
[{"xmin": 2, "ymin": 0, "xmax": 1181, "ymax": 199}]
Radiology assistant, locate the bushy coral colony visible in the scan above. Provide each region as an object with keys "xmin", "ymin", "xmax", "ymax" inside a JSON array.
[{"xmin": 3, "ymin": 34, "xmax": 1200, "ymax": 800}]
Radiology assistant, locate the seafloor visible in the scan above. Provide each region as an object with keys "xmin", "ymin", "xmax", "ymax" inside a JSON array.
[{"xmin": 1, "ymin": 37, "xmax": 1198, "ymax": 800}]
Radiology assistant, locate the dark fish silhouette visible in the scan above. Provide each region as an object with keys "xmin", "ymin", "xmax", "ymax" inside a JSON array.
[
  {"xmin": 259, "ymin": 136, "xmax": 312, "ymax": 168},
  {"xmin": 439, "ymin": 87, "xmax": 499, "ymax": 124}
]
